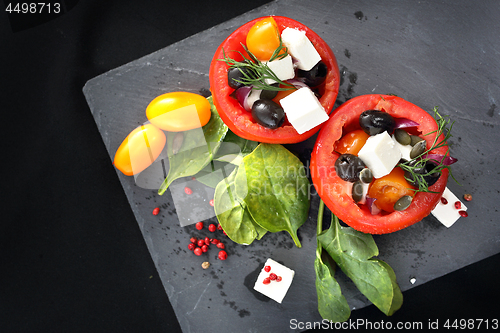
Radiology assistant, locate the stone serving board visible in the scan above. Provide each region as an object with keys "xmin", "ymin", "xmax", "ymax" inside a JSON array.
[{"xmin": 83, "ymin": 0, "xmax": 500, "ymax": 332}]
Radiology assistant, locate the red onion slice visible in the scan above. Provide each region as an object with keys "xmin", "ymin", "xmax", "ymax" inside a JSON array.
[
  {"xmin": 394, "ymin": 117, "xmax": 420, "ymax": 129},
  {"xmin": 366, "ymin": 196, "xmax": 381, "ymax": 215},
  {"xmin": 423, "ymin": 153, "xmax": 458, "ymax": 166},
  {"xmin": 235, "ymin": 85, "xmax": 252, "ymax": 110},
  {"xmin": 287, "ymin": 78, "xmax": 308, "ymax": 89}
]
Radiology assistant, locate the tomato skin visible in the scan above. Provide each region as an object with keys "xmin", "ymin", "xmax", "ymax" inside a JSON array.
[
  {"xmin": 310, "ymin": 94, "xmax": 449, "ymax": 234},
  {"xmin": 209, "ymin": 16, "xmax": 340, "ymax": 144},
  {"xmin": 246, "ymin": 17, "xmax": 283, "ymax": 61},
  {"xmin": 114, "ymin": 124, "xmax": 166, "ymax": 176},
  {"xmin": 146, "ymin": 92, "xmax": 211, "ymax": 132}
]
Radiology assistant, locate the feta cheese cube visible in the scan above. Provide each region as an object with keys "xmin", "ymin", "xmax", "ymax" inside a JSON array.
[
  {"xmin": 431, "ymin": 187, "xmax": 467, "ymax": 228},
  {"xmin": 392, "ymin": 134, "xmax": 413, "ymax": 161},
  {"xmin": 253, "ymin": 258, "xmax": 295, "ymax": 303},
  {"xmin": 281, "ymin": 27, "xmax": 321, "ymax": 71},
  {"xmin": 264, "ymin": 54, "xmax": 295, "ymax": 85},
  {"xmin": 358, "ymin": 132, "xmax": 402, "ymax": 179},
  {"xmin": 279, "ymin": 87, "xmax": 328, "ymax": 134}
]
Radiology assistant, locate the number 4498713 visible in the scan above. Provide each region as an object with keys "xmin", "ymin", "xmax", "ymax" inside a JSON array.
[{"xmin": 5, "ymin": 2, "xmax": 61, "ymax": 14}]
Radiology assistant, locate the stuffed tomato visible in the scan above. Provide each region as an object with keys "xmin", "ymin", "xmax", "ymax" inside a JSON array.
[
  {"xmin": 310, "ymin": 94, "xmax": 450, "ymax": 234},
  {"xmin": 209, "ymin": 16, "xmax": 340, "ymax": 144}
]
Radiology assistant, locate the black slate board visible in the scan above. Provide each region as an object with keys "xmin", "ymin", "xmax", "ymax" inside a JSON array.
[{"xmin": 83, "ymin": 0, "xmax": 500, "ymax": 332}]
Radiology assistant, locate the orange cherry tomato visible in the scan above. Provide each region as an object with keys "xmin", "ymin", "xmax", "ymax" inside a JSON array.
[
  {"xmin": 146, "ymin": 92, "xmax": 211, "ymax": 132},
  {"xmin": 272, "ymin": 83, "xmax": 297, "ymax": 104},
  {"xmin": 367, "ymin": 167, "xmax": 415, "ymax": 213},
  {"xmin": 334, "ymin": 129, "xmax": 370, "ymax": 155},
  {"xmin": 246, "ymin": 17, "xmax": 285, "ymax": 61},
  {"xmin": 113, "ymin": 124, "xmax": 166, "ymax": 176}
]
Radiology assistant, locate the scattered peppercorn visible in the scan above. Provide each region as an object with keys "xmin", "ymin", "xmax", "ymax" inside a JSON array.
[
  {"xmin": 269, "ymin": 273, "xmax": 277, "ymax": 281},
  {"xmin": 211, "ymin": 238, "xmax": 220, "ymax": 245},
  {"xmin": 152, "ymin": 207, "xmax": 160, "ymax": 215},
  {"xmin": 201, "ymin": 244, "xmax": 208, "ymax": 253},
  {"xmin": 459, "ymin": 210, "xmax": 468, "ymax": 217},
  {"xmin": 218, "ymin": 250, "xmax": 227, "ymax": 260},
  {"xmin": 184, "ymin": 187, "xmax": 193, "ymax": 195},
  {"xmin": 202, "ymin": 261, "xmax": 210, "ymax": 269},
  {"xmin": 195, "ymin": 222, "xmax": 204, "ymax": 230},
  {"xmin": 455, "ymin": 201, "xmax": 461, "ymax": 209},
  {"xmin": 463, "ymin": 193, "xmax": 472, "ymax": 201},
  {"xmin": 209, "ymin": 199, "xmax": 215, "ymax": 207},
  {"xmin": 208, "ymin": 224, "xmax": 216, "ymax": 232},
  {"xmin": 264, "ymin": 265, "xmax": 271, "ymax": 273},
  {"xmin": 188, "ymin": 243, "xmax": 195, "ymax": 251},
  {"xmin": 217, "ymin": 242, "xmax": 225, "ymax": 249},
  {"xmin": 217, "ymin": 224, "xmax": 223, "ymax": 231},
  {"xmin": 190, "ymin": 237, "xmax": 197, "ymax": 243},
  {"xmin": 440, "ymin": 197, "xmax": 448, "ymax": 205},
  {"xmin": 204, "ymin": 237, "xmax": 211, "ymax": 246},
  {"xmin": 263, "ymin": 277, "xmax": 271, "ymax": 285},
  {"xmin": 194, "ymin": 247, "xmax": 203, "ymax": 256},
  {"xmin": 276, "ymin": 276, "xmax": 282, "ymax": 282},
  {"xmin": 197, "ymin": 239, "xmax": 205, "ymax": 247}
]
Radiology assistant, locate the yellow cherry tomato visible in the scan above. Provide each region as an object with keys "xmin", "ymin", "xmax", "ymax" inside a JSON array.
[
  {"xmin": 246, "ymin": 16, "xmax": 284, "ymax": 61},
  {"xmin": 113, "ymin": 124, "xmax": 166, "ymax": 176},
  {"xmin": 368, "ymin": 167, "xmax": 415, "ymax": 213},
  {"xmin": 146, "ymin": 92, "xmax": 211, "ymax": 132}
]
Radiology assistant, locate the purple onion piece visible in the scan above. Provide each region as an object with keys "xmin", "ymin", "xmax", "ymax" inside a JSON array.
[
  {"xmin": 235, "ymin": 85, "xmax": 252, "ymax": 110},
  {"xmin": 424, "ymin": 153, "xmax": 458, "ymax": 166},
  {"xmin": 366, "ymin": 196, "xmax": 381, "ymax": 215},
  {"xmin": 286, "ymin": 79, "xmax": 308, "ymax": 89},
  {"xmin": 394, "ymin": 117, "xmax": 420, "ymax": 129}
]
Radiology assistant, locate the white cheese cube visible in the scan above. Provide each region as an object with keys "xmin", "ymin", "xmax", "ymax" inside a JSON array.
[
  {"xmin": 392, "ymin": 134, "xmax": 413, "ymax": 161},
  {"xmin": 431, "ymin": 187, "xmax": 467, "ymax": 228},
  {"xmin": 279, "ymin": 87, "xmax": 328, "ymax": 134},
  {"xmin": 264, "ymin": 55, "xmax": 295, "ymax": 85},
  {"xmin": 281, "ymin": 27, "xmax": 321, "ymax": 71},
  {"xmin": 358, "ymin": 132, "xmax": 402, "ymax": 179},
  {"xmin": 253, "ymin": 258, "xmax": 295, "ymax": 303}
]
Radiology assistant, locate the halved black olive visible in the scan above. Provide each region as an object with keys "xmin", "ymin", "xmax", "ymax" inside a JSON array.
[
  {"xmin": 296, "ymin": 60, "xmax": 328, "ymax": 87},
  {"xmin": 334, "ymin": 154, "xmax": 366, "ymax": 182},
  {"xmin": 404, "ymin": 160, "xmax": 441, "ymax": 187},
  {"xmin": 251, "ymin": 99, "xmax": 285, "ymax": 129},
  {"xmin": 227, "ymin": 67, "xmax": 255, "ymax": 89},
  {"xmin": 359, "ymin": 110, "xmax": 396, "ymax": 135}
]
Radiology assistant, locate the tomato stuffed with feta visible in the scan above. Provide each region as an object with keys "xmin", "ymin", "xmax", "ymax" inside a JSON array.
[
  {"xmin": 209, "ymin": 16, "xmax": 340, "ymax": 144},
  {"xmin": 310, "ymin": 94, "xmax": 450, "ymax": 234}
]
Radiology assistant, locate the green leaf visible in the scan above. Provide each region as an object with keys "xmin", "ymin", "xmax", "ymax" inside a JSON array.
[
  {"xmin": 235, "ymin": 143, "xmax": 310, "ymax": 247},
  {"xmin": 213, "ymin": 168, "xmax": 266, "ymax": 245},
  {"xmin": 318, "ymin": 215, "xmax": 403, "ymax": 316},
  {"xmin": 158, "ymin": 96, "xmax": 228, "ymax": 195},
  {"xmin": 315, "ymin": 254, "xmax": 351, "ymax": 322}
]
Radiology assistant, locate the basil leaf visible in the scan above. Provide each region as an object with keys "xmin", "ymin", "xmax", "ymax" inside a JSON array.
[
  {"xmin": 318, "ymin": 216, "xmax": 403, "ymax": 316},
  {"xmin": 235, "ymin": 143, "xmax": 310, "ymax": 247},
  {"xmin": 214, "ymin": 168, "xmax": 266, "ymax": 245},
  {"xmin": 158, "ymin": 96, "xmax": 228, "ymax": 195},
  {"xmin": 315, "ymin": 252, "xmax": 351, "ymax": 323}
]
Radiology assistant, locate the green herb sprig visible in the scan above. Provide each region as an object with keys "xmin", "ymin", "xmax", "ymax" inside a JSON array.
[
  {"xmin": 398, "ymin": 107, "xmax": 459, "ymax": 193},
  {"xmin": 218, "ymin": 32, "xmax": 295, "ymax": 92}
]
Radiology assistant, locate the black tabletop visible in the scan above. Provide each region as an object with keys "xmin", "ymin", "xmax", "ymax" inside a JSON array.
[{"xmin": 2, "ymin": 1, "xmax": 499, "ymax": 332}]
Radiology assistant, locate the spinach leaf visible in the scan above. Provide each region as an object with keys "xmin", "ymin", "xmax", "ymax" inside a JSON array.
[
  {"xmin": 318, "ymin": 211, "xmax": 403, "ymax": 316},
  {"xmin": 194, "ymin": 130, "xmax": 258, "ymax": 188},
  {"xmin": 158, "ymin": 96, "xmax": 228, "ymax": 195},
  {"xmin": 315, "ymin": 200, "xmax": 351, "ymax": 322},
  {"xmin": 213, "ymin": 168, "xmax": 266, "ymax": 245},
  {"xmin": 234, "ymin": 143, "xmax": 310, "ymax": 247}
]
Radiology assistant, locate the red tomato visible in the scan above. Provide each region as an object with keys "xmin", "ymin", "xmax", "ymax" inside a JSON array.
[
  {"xmin": 146, "ymin": 92, "xmax": 211, "ymax": 132},
  {"xmin": 310, "ymin": 94, "xmax": 449, "ymax": 234},
  {"xmin": 113, "ymin": 124, "xmax": 166, "ymax": 176},
  {"xmin": 209, "ymin": 16, "xmax": 340, "ymax": 144},
  {"xmin": 334, "ymin": 129, "xmax": 369, "ymax": 155}
]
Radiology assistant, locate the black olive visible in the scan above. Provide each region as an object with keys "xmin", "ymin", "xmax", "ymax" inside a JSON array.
[
  {"xmin": 227, "ymin": 67, "xmax": 255, "ymax": 89},
  {"xmin": 296, "ymin": 61, "xmax": 328, "ymax": 87},
  {"xmin": 260, "ymin": 83, "xmax": 279, "ymax": 100},
  {"xmin": 404, "ymin": 160, "xmax": 441, "ymax": 187},
  {"xmin": 251, "ymin": 99, "xmax": 285, "ymax": 129},
  {"xmin": 334, "ymin": 154, "xmax": 366, "ymax": 182},
  {"xmin": 359, "ymin": 110, "xmax": 396, "ymax": 135}
]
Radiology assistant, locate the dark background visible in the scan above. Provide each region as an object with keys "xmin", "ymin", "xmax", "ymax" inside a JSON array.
[{"xmin": 2, "ymin": 1, "xmax": 499, "ymax": 332}]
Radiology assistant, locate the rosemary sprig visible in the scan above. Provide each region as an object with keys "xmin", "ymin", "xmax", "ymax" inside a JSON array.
[
  {"xmin": 398, "ymin": 107, "xmax": 458, "ymax": 193},
  {"xmin": 218, "ymin": 32, "xmax": 295, "ymax": 92}
]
